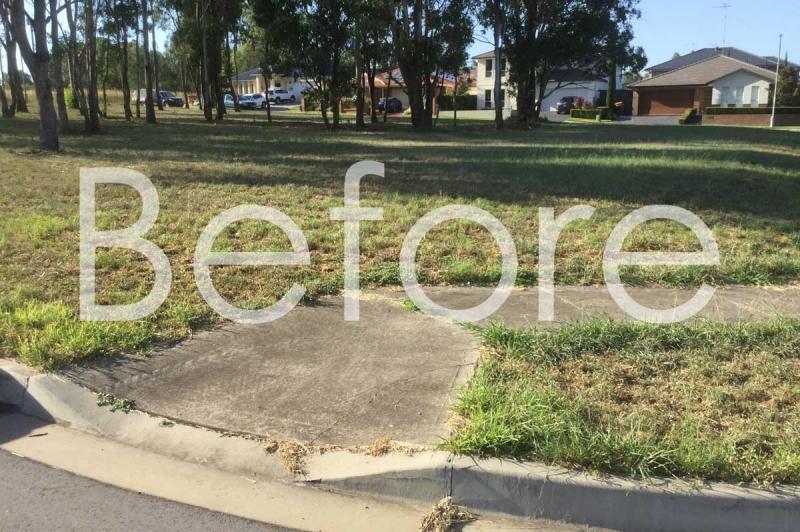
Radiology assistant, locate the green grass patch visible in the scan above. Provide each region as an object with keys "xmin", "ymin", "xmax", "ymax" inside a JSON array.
[
  {"xmin": 0, "ymin": 109, "xmax": 799, "ymax": 366},
  {"xmin": 446, "ymin": 320, "xmax": 800, "ymax": 485}
]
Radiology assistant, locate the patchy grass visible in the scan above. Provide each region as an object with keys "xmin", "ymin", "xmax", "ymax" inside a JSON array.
[
  {"xmin": 446, "ymin": 320, "xmax": 800, "ymax": 485},
  {"xmin": 1, "ymin": 108, "xmax": 799, "ymax": 366}
]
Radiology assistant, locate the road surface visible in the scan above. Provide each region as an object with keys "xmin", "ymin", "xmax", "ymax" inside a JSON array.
[{"xmin": 0, "ymin": 449, "xmax": 294, "ymax": 531}]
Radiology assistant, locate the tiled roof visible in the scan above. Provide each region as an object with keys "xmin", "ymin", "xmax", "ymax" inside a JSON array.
[
  {"xmin": 648, "ymin": 47, "xmax": 796, "ymax": 74},
  {"xmin": 630, "ymin": 55, "xmax": 775, "ymax": 88}
]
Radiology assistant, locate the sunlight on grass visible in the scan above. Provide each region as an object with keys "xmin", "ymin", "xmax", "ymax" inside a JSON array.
[
  {"xmin": 0, "ymin": 110, "xmax": 798, "ymax": 366},
  {"xmin": 446, "ymin": 320, "xmax": 800, "ymax": 485}
]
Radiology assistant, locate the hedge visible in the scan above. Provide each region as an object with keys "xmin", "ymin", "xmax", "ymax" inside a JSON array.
[
  {"xmin": 438, "ymin": 94, "xmax": 477, "ymax": 111},
  {"xmin": 704, "ymin": 106, "xmax": 800, "ymax": 115},
  {"xmin": 570, "ymin": 106, "xmax": 611, "ymax": 120}
]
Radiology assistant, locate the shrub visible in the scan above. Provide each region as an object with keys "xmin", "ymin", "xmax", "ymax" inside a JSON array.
[
  {"xmin": 570, "ymin": 106, "xmax": 611, "ymax": 120},
  {"xmin": 679, "ymin": 108, "xmax": 700, "ymax": 125},
  {"xmin": 65, "ymin": 88, "xmax": 80, "ymax": 110},
  {"xmin": 704, "ymin": 106, "xmax": 800, "ymax": 115}
]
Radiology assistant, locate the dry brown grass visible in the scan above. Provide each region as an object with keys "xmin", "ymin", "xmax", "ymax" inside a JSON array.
[{"xmin": 419, "ymin": 497, "xmax": 475, "ymax": 532}]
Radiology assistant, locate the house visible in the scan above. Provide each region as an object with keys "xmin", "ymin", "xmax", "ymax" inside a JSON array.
[
  {"xmin": 630, "ymin": 53, "xmax": 777, "ymax": 115},
  {"xmin": 229, "ymin": 67, "xmax": 314, "ymax": 101},
  {"xmin": 646, "ymin": 47, "xmax": 794, "ymax": 77},
  {"xmin": 472, "ymin": 49, "xmax": 620, "ymax": 112},
  {"xmin": 371, "ymin": 69, "xmax": 456, "ymax": 111}
]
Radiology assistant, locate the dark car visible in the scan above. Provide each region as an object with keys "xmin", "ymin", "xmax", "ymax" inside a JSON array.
[
  {"xmin": 159, "ymin": 90, "xmax": 184, "ymax": 108},
  {"xmin": 378, "ymin": 97, "xmax": 403, "ymax": 113},
  {"xmin": 555, "ymin": 96, "xmax": 576, "ymax": 114}
]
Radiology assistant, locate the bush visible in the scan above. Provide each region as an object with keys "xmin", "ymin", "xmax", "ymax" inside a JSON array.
[
  {"xmin": 679, "ymin": 108, "xmax": 701, "ymax": 125},
  {"xmin": 570, "ymin": 106, "xmax": 611, "ymax": 120},
  {"xmin": 438, "ymin": 94, "xmax": 478, "ymax": 111},
  {"xmin": 704, "ymin": 106, "xmax": 800, "ymax": 115},
  {"xmin": 65, "ymin": 88, "xmax": 80, "ymax": 110}
]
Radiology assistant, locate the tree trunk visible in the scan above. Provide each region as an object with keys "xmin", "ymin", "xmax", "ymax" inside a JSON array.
[
  {"xmin": 152, "ymin": 23, "xmax": 162, "ymax": 110},
  {"xmin": 0, "ymin": 16, "xmax": 27, "ymax": 113},
  {"xmin": 606, "ymin": 60, "xmax": 617, "ymax": 113},
  {"xmin": 493, "ymin": 11, "xmax": 504, "ymax": 130},
  {"xmin": 101, "ymin": 39, "xmax": 110, "ymax": 117},
  {"xmin": 7, "ymin": 0, "xmax": 58, "ymax": 150},
  {"xmin": 224, "ymin": 32, "xmax": 239, "ymax": 111},
  {"xmin": 180, "ymin": 61, "xmax": 190, "ymax": 109},
  {"xmin": 0, "ymin": 17, "xmax": 16, "ymax": 117},
  {"xmin": 355, "ymin": 43, "xmax": 364, "ymax": 128},
  {"xmin": 0, "ymin": 82, "xmax": 10, "ymax": 118},
  {"xmin": 119, "ymin": 21, "xmax": 132, "ymax": 120},
  {"xmin": 84, "ymin": 0, "xmax": 101, "ymax": 132},
  {"xmin": 135, "ymin": 6, "xmax": 141, "ymax": 118},
  {"xmin": 65, "ymin": 0, "xmax": 87, "ymax": 117},
  {"xmin": 367, "ymin": 61, "xmax": 377, "ymax": 124},
  {"xmin": 141, "ymin": 0, "xmax": 156, "ymax": 123},
  {"xmin": 50, "ymin": 0, "xmax": 69, "ymax": 131},
  {"xmin": 198, "ymin": 1, "xmax": 212, "ymax": 122}
]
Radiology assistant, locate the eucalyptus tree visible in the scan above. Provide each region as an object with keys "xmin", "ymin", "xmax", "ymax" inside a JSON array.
[
  {"xmin": 390, "ymin": 0, "xmax": 474, "ymax": 128},
  {"xmin": 504, "ymin": 0, "xmax": 644, "ymax": 123},
  {"xmin": 352, "ymin": 0, "xmax": 392, "ymax": 126},
  {"xmin": 0, "ymin": 0, "xmax": 59, "ymax": 149},
  {"xmin": 0, "ymin": 2, "xmax": 26, "ymax": 113},
  {"xmin": 50, "ymin": 0, "xmax": 70, "ymax": 130}
]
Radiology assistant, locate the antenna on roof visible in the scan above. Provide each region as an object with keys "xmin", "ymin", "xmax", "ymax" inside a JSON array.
[{"xmin": 714, "ymin": 3, "xmax": 733, "ymax": 47}]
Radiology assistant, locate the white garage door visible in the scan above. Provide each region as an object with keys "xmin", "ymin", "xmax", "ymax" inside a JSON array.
[{"xmin": 540, "ymin": 87, "xmax": 599, "ymax": 112}]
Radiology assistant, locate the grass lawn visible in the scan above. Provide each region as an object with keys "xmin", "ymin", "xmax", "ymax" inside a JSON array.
[
  {"xmin": 447, "ymin": 320, "xmax": 800, "ymax": 485},
  {"xmin": 0, "ymin": 107, "xmax": 799, "ymax": 369}
]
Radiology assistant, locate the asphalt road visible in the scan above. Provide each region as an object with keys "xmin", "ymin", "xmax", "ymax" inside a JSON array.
[{"xmin": 0, "ymin": 449, "xmax": 295, "ymax": 532}]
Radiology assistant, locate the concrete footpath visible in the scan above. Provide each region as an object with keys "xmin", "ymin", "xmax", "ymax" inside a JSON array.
[{"xmin": 61, "ymin": 286, "xmax": 800, "ymax": 447}]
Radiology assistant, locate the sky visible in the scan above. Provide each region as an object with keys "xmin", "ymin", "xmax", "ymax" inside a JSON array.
[
  {"xmin": 468, "ymin": 0, "xmax": 799, "ymax": 70},
  {"xmin": 5, "ymin": 1, "xmax": 797, "ymax": 77}
]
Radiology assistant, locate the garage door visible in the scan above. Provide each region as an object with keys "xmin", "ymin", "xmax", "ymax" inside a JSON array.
[{"xmin": 638, "ymin": 90, "xmax": 694, "ymax": 115}]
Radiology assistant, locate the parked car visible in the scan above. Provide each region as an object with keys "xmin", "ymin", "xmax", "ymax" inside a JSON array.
[
  {"xmin": 377, "ymin": 97, "xmax": 403, "ymax": 113},
  {"xmin": 223, "ymin": 94, "xmax": 257, "ymax": 109},
  {"xmin": 556, "ymin": 96, "xmax": 576, "ymax": 114},
  {"xmin": 248, "ymin": 93, "xmax": 267, "ymax": 108},
  {"xmin": 268, "ymin": 89, "xmax": 296, "ymax": 104},
  {"xmin": 132, "ymin": 89, "xmax": 184, "ymax": 107}
]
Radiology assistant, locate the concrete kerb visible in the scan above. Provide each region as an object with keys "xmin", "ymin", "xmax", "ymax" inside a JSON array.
[{"xmin": 3, "ymin": 357, "xmax": 800, "ymax": 532}]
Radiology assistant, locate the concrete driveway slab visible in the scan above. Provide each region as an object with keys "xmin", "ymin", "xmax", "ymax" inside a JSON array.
[{"xmin": 63, "ymin": 297, "xmax": 478, "ymax": 447}]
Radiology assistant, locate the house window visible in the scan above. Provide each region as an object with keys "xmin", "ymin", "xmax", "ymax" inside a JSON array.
[
  {"xmin": 500, "ymin": 59, "xmax": 506, "ymax": 77},
  {"xmin": 485, "ymin": 59, "xmax": 493, "ymax": 77},
  {"xmin": 485, "ymin": 89, "xmax": 492, "ymax": 108},
  {"xmin": 500, "ymin": 89, "xmax": 505, "ymax": 107},
  {"xmin": 750, "ymin": 86, "xmax": 760, "ymax": 107}
]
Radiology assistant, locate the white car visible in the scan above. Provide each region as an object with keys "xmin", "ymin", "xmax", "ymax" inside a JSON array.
[
  {"xmin": 248, "ymin": 93, "xmax": 267, "ymax": 108},
  {"xmin": 268, "ymin": 89, "xmax": 296, "ymax": 104}
]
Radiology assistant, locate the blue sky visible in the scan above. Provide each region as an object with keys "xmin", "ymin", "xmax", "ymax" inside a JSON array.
[{"xmin": 469, "ymin": 0, "xmax": 798, "ymax": 70}]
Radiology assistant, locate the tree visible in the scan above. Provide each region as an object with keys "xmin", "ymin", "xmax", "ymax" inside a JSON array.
[
  {"xmin": 0, "ymin": 5, "xmax": 26, "ymax": 113},
  {"xmin": 478, "ymin": 0, "xmax": 511, "ymax": 129},
  {"xmin": 50, "ymin": 0, "xmax": 70, "ymax": 131},
  {"xmin": 504, "ymin": 0, "xmax": 643, "ymax": 123},
  {"xmin": 65, "ymin": 0, "xmax": 89, "ymax": 118},
  {"xmin": 1, "ymin": 0, "xmax": 59, "ymax": 150},
  {"xmin": 0, "ymin": 17, "xmax": 15, "ymax": 117},
  {"xmin": 85, "ymin": 0, "xmax": 102, "ymax": 132},
  {"xmin": 352, "ymin": 0, "xmax": 392, "ymax": 126},
  {"xmin": 390, "ymin": 0, "xmax": 474, "ymax": 128},
  {"xmin": 141, "ymin": 0, "xmax": 156, "ymax": 122},
  {"xmin": 772, "ymin": 65, "xmax": 800, "ymax": 107},
  {"xmin": 621, "ymin": 70, "xmax": 642, "ymax": 86}
]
